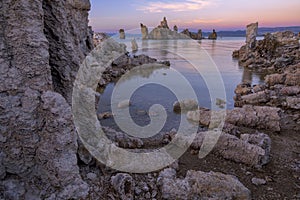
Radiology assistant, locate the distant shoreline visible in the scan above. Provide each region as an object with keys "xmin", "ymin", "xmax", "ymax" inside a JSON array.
[{"xmin": 95, "ymin": 26, "xmax": 300, "ymax": 38}]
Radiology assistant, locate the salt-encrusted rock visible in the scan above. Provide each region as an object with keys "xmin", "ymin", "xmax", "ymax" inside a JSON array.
[
  {"xmin": 233, "ymin": 23, "xmax": 300, "ymax": 71},
  {"xmin": 246, "ymin": 22, "xmax": 258, "ymax": 50},
  {"xmin": 1, "ymin": 179, "xmax": 26, "ymax": 200},
  {"xmin": 111, "ymin": 173, "xmax": 134, "ymax": 200},
  {"xmin": 158, "ymin": 168, "xmax": 251, "ymax": 200},
  {"xmin": 208, "ymin": 29, "xmax": 217, "ymax": 40},
  {"xmin": 78, "ymin": 141, "xmax": 93, "ymax": 165},
  {"xmin": 265, "ymin": 73, "xmax": 285, "ymax": 86},
  {"xmin": 97, "ymin": 112, "xmax": 114, "ymax": 120},
  {"xmin": 187, "ymin": 107, "xmax": 211, "ymax": 126},
  {"xmin": 285, "ymin": 68, "xmax": 300, "ymax": 86},
  {"xmin": 102, "ymin": 127, "xmax": 144, "ymax": 149},
  {"xmin": 119, "ymin": 29, "xmax": 126, "ymax": 39},
  {"xmin": 43, "ymin": 0, "xmax": 93, "ymax": 103},
  {"xmin": 131, "ymin": 38, "xmax": 138, "ymax": 51},
  {"xmin": 118, "ymin": 99, "xmax": 131, "ymax": 109},
  {"xmin": 251, "ymin": 177, "xmax": 267, "ymax": 186},
  {"xmin": 190, "ymin": 132, "xmax": 271, "ymax": 167},
  {"xmin": 241, "ymin": 90, "xmax": 271, "ymax": 105},
  {"xmin": 235, "ymin": 83, "xmax": 252, "ymax": 95},
  {"xmin": 0, "ymin": 1, "xmax": 92, "ymax": 198},
  {"xmin": 286, "ymin": 97, "xmax": 300, "ymax": 109},
  {"xmin": 240, "ymin": 132, "xmax": 272, "ymax": 165},
  {"xmin": 234, "ymin": 64, "xmax": 300, "ymax": 111},
  {"xmin": 280, "ymin": 86, "xmax": 300, "ymax": 96},
  {"xmin": 188, "ymin": 105, "xmax": 281, "ymax": 131},
  {"xmin": 173, "ymin": 99, "xmax": 198, "ymax": 113},
  {"xmin": 227, "ymin": 105, "xmax": 281, "ymax": 131},
  {"xmin": 197, "ymin": 29, "xmax": 203, "ymax": 40},
  {"xmin": 159, "ymin": 17, "xmax": 169, "ymax": 29},
  {"xmin": 173, "ymin": 25, "xmax": 178, "ymax": 32},
  {"xmin": 148, "ymin": 17, "xmax": 190, "ymax": 40},
  {"xmin": 140, "ymin": 23, "xmax": 148, "ymax": 39}
]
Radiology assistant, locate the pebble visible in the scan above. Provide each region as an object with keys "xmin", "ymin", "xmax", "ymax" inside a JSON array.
[
  {"xmin": 87, "ymin": 172, "xmax": 97, "ymax": 180},
  {"xmin": 251, "ymin": 177, "xmax": 267, "ymax": 186},
  {"xmin": 145, "ymin": 192, "xmax": 151, "ymax": 199},
  {"xmin": 246, "ymin": 171, "xmax": 253, "ymax": 176}
]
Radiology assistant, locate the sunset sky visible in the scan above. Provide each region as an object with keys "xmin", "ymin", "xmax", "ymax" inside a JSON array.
[{"xmin": 89, "ymin": 0, "xmax": 300, "ymax": 32}]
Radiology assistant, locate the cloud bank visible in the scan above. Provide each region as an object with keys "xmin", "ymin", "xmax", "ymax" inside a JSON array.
[{"xmin": 137, "ymin": 0, "xmax": 213, "ymax": 13}]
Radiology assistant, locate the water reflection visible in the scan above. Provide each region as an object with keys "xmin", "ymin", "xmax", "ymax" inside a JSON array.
[
  {"xmin": 242, "ymin": 68, "xmax": 266, "ymax": 84},
  {"xmin": 116, "ymin": 63, "xmax": 170, "ymax": 84}
]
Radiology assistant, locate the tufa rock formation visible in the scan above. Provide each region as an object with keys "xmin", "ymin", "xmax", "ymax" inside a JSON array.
[
  {"xmin": 159, "ymin": 168, "xmax": 251, "ymax": 200},
  {"xmin": 119, "ymin": 29, "xmax": 125, "ymax": 39},
  {"xmin": 246, "ymin": 22, "xmax": 258, "ymax": 50},
  {"xmin": 233, "ymin": 23, "xmax": 300, "ymax": 131},
  {"xmin": 140, "ymin": 23, "xmax": 148, "ymax": 39},
  {"xmin": 0, "ymin": 0, "xmax": 93, "ymax": 199},
  {"xmin": 233, "ymin": 23, "xmax": 300, "ymax": 71},
  {"xmin": 208, "ymin": 29, "xmax": 218, "ymax": 40},
  {"xmin": 181, "ymin": 29, "xmax": 203, "ymax": 40},
  {"xmin": 148, "ymin": 17, "xmax": 190, "ymax": 40},
  {"xmin": 173, "ymin": 25, "xmax": 178, "ymax": 32},
  {"xmin": 144, "ymin": 17, "xmax": 204, "ymax": 40},
  {"xmin": 158, "ymin": 16, "xmax": 169, "ymax": 29}
]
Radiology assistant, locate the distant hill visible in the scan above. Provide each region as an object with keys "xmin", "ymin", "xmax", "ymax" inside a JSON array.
[{"xmin": 202, "ymin": 26, "xmax": 300, "ymax": 37}]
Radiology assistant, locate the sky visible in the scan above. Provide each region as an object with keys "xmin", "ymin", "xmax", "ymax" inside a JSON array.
[{"xmin": 89, "ymin": 0, "xmax": 300, "ymax": 32}]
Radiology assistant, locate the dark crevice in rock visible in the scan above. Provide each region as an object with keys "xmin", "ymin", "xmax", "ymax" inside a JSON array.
[{"xmin": 42, "ymin": 0, "xmax": 93, "ymax": 104}]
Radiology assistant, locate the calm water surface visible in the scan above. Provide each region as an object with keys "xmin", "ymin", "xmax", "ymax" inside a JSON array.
[{"xmin": 97, "ymin": 38, "xmax": 265, "ymax": 131}]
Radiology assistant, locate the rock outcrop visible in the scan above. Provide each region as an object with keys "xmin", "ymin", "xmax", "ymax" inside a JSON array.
[
  {"xmin": 173, "ymin": 99, "xmax": 198, "ymax": 113},
  {"xmin": 208, "ymin": 29, "xmax": 217, "ymax": 40},
  {"xmin": 140, "ymin": 23, "xmax": 148, "ymax": 39},
  {"xmin": 173, "ymin": 25, "xmax": 178, "ymax": 32},
  {"xmin": 98, "ymin": 47, "xmax": 170, "ymax": 87},
  {"xmin": 158, "ymin": 17, "xmax": 169, "ymax": 29},
  {"xmin": 189, "ymin": 131, "xmax": 271, "ymax": 167},
  {"xmin": 147, "ymin": 17, "xmax": 190, "ymax": 40},
  {"xmin": 0, "ymin": 0, "xmax": 92, "ymax": 199},
  {"xmin": 43, "ymin": 0, "xmax": 93, "ymax": 103},
  {"xmin": 119, "ymin": 29, "xmax": 125, "ymax": 39},
  {"xmin": 233, "ymin": 23, "xmax": 300, "ymax": 71},
  {"xmin": 187, "ymin": 105, "xmax": 281, "ymax": 132},
  {"xmin": 181, "ymin": 29, "xmax": 203, "ymax": 40},
  {"xmin": 232, "ymin": 23, "xmax": 300, "ymax": 130},
  {"xmin": 246, "ymin": 22, "xmax": 258, "ymax": 50},
  {"xmin": 159, "ymin": 168, "xmax": 251, "ymax": 200}
]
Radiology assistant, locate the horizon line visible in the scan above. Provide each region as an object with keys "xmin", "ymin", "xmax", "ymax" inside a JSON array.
[{"xmin": 91, "ymin": 24, "xmax": 300, "ymax": 33}]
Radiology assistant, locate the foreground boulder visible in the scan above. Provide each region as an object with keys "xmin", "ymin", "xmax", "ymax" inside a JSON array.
[{"xmin": 159, "ymin": 168, "xmax": 251, "ymax": 200}]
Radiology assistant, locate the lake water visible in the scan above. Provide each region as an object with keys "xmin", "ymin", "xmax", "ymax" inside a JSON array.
[{"xmin": 97, "ymin": 37, "xmax": 266, "ymax": 132}]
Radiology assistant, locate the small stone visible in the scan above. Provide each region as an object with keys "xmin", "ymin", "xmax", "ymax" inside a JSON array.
[
  {"xmin": 86, "ymin": 173, "xmax": 97, "ymax": 180},
  {"xmin": 251, "ymin": 177, "xmax": 266, "ymax": 186},
  {"xmin": 97, "ymin": 112, "xmax": 113, "ymax": 120},
  {"xmin": 135, "ymin": 187, "xmax": 142, "ymax": 195},
  {"xmin": 145, "ymin": 192, "xmax": 151, "ymax": 199},
  {"xmin": 152, "ymin": 190, "xmax": 157, "ymax": 198},
  {"xmin": 246, "ymin": 171, "xmax": 253, "ymax": 176},
  {"xmin": 118, "ymin": 100, "xmax": 131, "ymax": 109}
]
